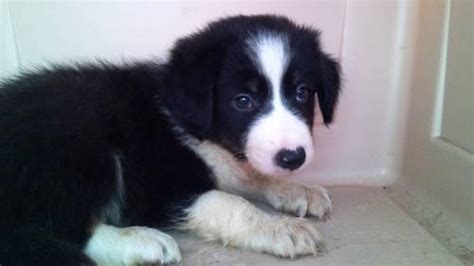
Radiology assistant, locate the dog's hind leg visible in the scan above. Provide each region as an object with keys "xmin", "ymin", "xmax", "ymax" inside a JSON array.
[
  {"xmin": 0, "ymin": 142, "xmax": 125, "ymax": 264},
  {"xmin": 84, "ymin": 224, "xmax": 182, "ymax": 265}
]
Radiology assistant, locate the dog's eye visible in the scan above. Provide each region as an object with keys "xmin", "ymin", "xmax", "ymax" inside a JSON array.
[
  {"xmin": 232, "ymin": 94, "xmax": 254, "ymax": 111},
  {"xmin": 295, "ymin": 84, "xmax": 309, "ymax": 103}
]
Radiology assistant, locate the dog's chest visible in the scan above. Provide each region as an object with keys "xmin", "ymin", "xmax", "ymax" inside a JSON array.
[{"xmin": 185, "ymin": 140, "xmax": 251, "ymax": 191}]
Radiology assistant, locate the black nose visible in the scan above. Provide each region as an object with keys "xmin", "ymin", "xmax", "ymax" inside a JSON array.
[{"xmin": 275, "ymin": 147, "xmax": 306, "ymax": 171}]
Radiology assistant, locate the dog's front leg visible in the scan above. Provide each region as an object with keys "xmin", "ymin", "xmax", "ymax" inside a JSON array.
[
  {"xmin": 181, "ymin": 190, "xmax": 324, "ymax": 258},
  {"xmin": 217, "ymin": 171, "xmax": 332, "ymax": 221},
  {"xmin": 235, "ymin": 176, "xmax": 332, "ymax": 221},
  {"xmin": 259, "ymin": 180, "xmax": 332, "ymax": 221}
]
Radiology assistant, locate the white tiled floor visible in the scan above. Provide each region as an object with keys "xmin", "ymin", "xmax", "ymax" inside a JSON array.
[{"xmin": 170, "ymin": 187, "xmax": 464, "ymax": 265}]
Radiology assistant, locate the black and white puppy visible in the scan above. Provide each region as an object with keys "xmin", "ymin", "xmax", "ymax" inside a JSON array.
[{"xmin": 0, "ymin": 15, "xmax": 341, "ymax": 265}]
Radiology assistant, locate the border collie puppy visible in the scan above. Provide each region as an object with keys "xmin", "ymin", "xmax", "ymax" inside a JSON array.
[{"xmin": 0, "ymin": 15, "xmax": 341, "ymax": 265}]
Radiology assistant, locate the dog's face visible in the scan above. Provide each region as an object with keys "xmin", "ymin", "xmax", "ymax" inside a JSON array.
[
  {"xmin": 213, "ymin": 34, "xmax": 320, "ymax": 176},
  {"xmin": 163, "ymin": 15, "xmax": 341, "ymax": 177}
]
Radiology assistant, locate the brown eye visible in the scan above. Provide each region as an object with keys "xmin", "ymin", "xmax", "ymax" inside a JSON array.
[
  {"xmin": 233, "ymin": 94, "xmax": 254, "ymax": 111},
  {"xmin": 295, "ymin": 84, "xmax": 309, "ymax": 103}
]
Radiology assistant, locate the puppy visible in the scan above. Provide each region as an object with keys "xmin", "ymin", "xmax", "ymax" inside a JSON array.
[{"xmin": 0, "ymin": 15, "xmax": 341, "ymax": 265}]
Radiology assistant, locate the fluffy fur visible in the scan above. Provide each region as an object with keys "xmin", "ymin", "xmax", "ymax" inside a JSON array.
[{"xmin": 0, "ymin": 15, "xmax": 341, "ymax": 265}]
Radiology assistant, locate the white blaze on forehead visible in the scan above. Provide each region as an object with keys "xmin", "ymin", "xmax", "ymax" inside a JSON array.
[
  {"xmin": 245, "ymin": 33, "xmax": 314, "ymax": 176},
  {"xmin": 246, "ymin": 33, "xmax": 290, "ymax": 96}
]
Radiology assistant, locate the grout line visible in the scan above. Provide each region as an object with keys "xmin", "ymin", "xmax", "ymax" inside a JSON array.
[
  {"xmin": 431, "ymin": 0, "xmax": 451, "ymax": 138},
  {"xmin": 7, "ymin": 0, "xmax": 22, "ymax": 70},
  {"xmin": 336, "ymin": 0, "xmax": 349, "ymax": 60}
]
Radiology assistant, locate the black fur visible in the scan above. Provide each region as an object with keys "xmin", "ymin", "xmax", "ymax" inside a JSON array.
[
  {"xmin": 317, "ymin": 53, "xmax": 341, "ymax": 124},
  {"xmin": 0, "ymin": 63, "xmax": 214, "ymax": 265},
  {"xmin": 0, "ymin": 15, "xmax": 340, "ymax": 265}
]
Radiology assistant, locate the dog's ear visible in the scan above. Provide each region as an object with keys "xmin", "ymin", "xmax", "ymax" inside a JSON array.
[
  {"xmin": 162, "ymin": 31, "xmax": 229, "ymax": 139},
  {"xmin": 317, "ymin": 53, "xmax": 341, "ymax": 125}
]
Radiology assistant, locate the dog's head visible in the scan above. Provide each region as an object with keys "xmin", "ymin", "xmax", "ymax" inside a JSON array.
[{"xmin": 163, "ymin": 15, "xmax": 341, "ymax": 177}]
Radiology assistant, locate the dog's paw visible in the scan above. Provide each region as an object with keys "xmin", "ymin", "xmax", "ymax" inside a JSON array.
[
  {"xmin": 87, "ymin": 225, "xmax": 182, "ymax": 265},
  {"xmin": 267, "ymin": 184, "xmax": 332, "ymax": 221},
  {"xmin": 304, "ymin": 185, "xmax": 332, "ymax": 221},
  {"xmin": 118, "ymin": 226, "xmax": 182, "ymax": 265},
  {"xmin": 263, "ymin": 217, "xmax": 324, "ymax": 258}
]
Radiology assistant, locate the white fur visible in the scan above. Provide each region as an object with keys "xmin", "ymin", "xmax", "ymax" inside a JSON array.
[
  {"xmin": 84, "ymin": 224, "xmax": 182, "ymax": 265},
  {"xmin": 262, "ymin": 182, "xmax": 332, "ymax": 220},
  {"xmin": 245, "ymin": 33, "xmax": 314, "ymax": 176},
  {"xmin": 184, "ymin": 139, "xmax": 250, "ymax": 187},
  {"xmin": 181, "ymin": 190, "xmax": 324, "ymax": 258},
  {"xmin": 102, "ymin": 152, "xmax": 125, "ymax": 224}
]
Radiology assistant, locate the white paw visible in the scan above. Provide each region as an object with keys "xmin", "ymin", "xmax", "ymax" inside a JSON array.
[
  {"xmin": 86, "ymin": 225, "xmax": 182, "ymax": 265},
  {"xmin": 261, "ymin": 217, "xmax": 324, "ymax": 258},
  {"xmin": 268, "ymin": 184, "xmax": 332, "ymax": 221},
  {"xmin": 120, "ymin": 227, "xmax": 182, "ymax": 265}
]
